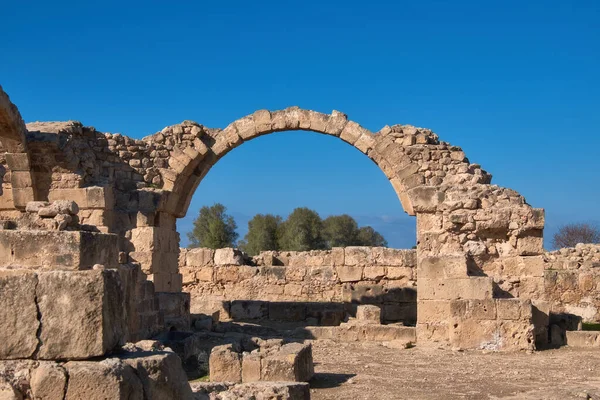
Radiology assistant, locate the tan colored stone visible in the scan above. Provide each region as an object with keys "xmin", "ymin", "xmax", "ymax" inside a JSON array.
[
  {"xmin": 210, "ymin": 345, "xmax": 242, "ymax": 383},
  {"xmin": 0, "ymin": 270, "xmax": 39, "ymax": 359},
  {"xmin": 30, "ymin": 364, "xmax": 68, "ymax": 400},
  {"xmin": 36, "ymin": 270, "xmax": 126, "ymax": 360},
  {"xmin": 65, "ymin": 359, "xmax": 143, "ymax": 400}
]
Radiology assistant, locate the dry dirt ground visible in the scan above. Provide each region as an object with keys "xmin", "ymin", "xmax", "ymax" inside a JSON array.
[{"xmin": 309, "ymin": 340, "xmax": 600, "ymax": 400}]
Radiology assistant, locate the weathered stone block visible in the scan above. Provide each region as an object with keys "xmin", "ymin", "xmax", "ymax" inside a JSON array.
[
  {"xmin": 418, "ymin": 255, "xmax": 468, "ymax": 279},
  {"xmin": 497, "ymin": 299, "xmax": 532, "ymax": 321},
  {"xmin": 566, "ymin": 331, "xmax": 600, "ymax": 348},
  {"xmin": 269, "ymin": 303, "xmax": 306, "ymax": 322},
  {"xmin": 30, "ymin": 363, "xmax": 68, "ymax": 400},
  {"xmin": 344, "ymin": 246, "xmax": 372, "ymax": 266},
  {"xmin": 0, "ymin": 270, "xmax": 39, "ymax": 359},
  {"xmin": 36, "ymin": 270, "xmax": 126, "ymax": 360},
  {"xmin": 122, "ymin": 351, "xmax": 194, "ymax": 399},
  {"xmin": 242, "ymin": 353, "xmax": 262, "ymax": 382},
  {"xmin": 355, "ymin": 325, "xmax": 416, "ymax": 342},
  {"xmin": 261, "ymin": 343, "xmax": 313, "ymax": 382},
  {"xmin": 363, "ymin": 266, "xmax": 386, "ymax": 280},
  {"xmin": 0, "ymin": 230, "xmax": 119, "ymax": 270},
  {"xmin": 417, "ymin": 300, "xmax": 451, "ymax": 324},
  {"xmin": 210, "ymin": 345, "xmax": 242, "ymax": 383},
  {"xmin": 185, "ymin": 248, "xmax": 214, "ymax": 266},
  {"xmin": 231, "ymin": 301, "xmax": 268, "ymax": 320},
  {"xmin": 214, "ymin": 248, "xmax": 245, "ymax": 265},
  {"xmin": 335, "ymin": 265, "xmax": 363, "ymax": 282},
  {"xmin": 418, "ymin": 277, "xmax": 493, "ymax": 300},
  {"xmin": 156, "ymin": 292, "xmax": 190, "ymax": 331},
  {"xmin": 65, "ymin": 359, "xmax": 144, "ymax": 400},
  {"xmin": 356, "ymin": 305, "xmax": 381, "ymax": 324}
]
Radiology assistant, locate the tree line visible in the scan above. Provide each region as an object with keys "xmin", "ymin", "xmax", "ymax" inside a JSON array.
[{"xmin": 187, "ymin": 203, "xmax": 388, "ymax": 255}]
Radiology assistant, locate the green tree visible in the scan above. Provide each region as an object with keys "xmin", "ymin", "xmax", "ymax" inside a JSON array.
[
  {"xmin": 278, "ymin": 207, "xmax": 326, "ymax": 251},
  {"xmin": 187, "ymin": 203, "xmax": 238, "ymax": 248},
  {"xmin": 356, "ymin": 226, "xmax": 388, "ymax": 247},
  {"xmin": 238, "ymin": 214, "xmax": 282, "ymax": 256},
  {"xmin": 323, "ymin": 214, "xmax": 360, "ymax": 247}
]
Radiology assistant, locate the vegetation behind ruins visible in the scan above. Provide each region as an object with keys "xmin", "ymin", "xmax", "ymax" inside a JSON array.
[{"xmin": 187, "ymin": 203, "xmax": 387, "ymax": 254}]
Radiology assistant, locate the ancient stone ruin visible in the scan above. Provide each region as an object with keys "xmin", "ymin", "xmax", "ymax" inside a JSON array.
[{"xmin": 0, "ymin": 85, "xmax": 598, "ymax": 399}]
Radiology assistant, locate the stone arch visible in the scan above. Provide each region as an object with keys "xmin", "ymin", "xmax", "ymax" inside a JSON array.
[
  {"xmin": 155, "ymin": 107, "xmax": 490, "ymax": 220},
  {"xmin": 0, "ymin": 86, "xmax": 37, "ymax": 208}
]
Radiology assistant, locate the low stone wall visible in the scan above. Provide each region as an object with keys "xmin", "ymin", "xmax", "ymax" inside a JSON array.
[
  {"xmin": 181, "ymin": 247, "xmax": 417, "ymax": 325},
  {"xmin": 543, "ymin": 244, "xmax": 600, "ymax": 322}
]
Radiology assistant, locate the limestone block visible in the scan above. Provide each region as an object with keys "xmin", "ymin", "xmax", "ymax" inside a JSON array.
[
  {"xmin": 496, "ymin": 299, "xmax": 532, "ymax": 321},
  {"xmin": 382, "ymin": 303, "xmax": 417, "ymax": 324},
  {"xmin": 185, "ymin": 248, "xmax": 214, "ymax": 266},
  {"xmin": 36, "ymin": 270, "xmax": 126, "ymax": 360},
  {"xmin": 4, "ymin": 152, "xmax": 30, "ymax": 171},
  {"xmin": 344, "ymin": 246, "xmax": 372, "ymax": 266},
  {"xmin": 261, "ymin": 343, "xmax": 313, "ymax": 382},
  {"xmin": 516, "ymin": 232, "xmax": 544, "ymax": 256},
  {"xmin": 339, "ymin": 121, "xmax": 366, "ymax": 145},
  {"xmin": 372, "ymin": 247, "xmax": 415, "ymax": 266},
  {"xmin": 253, "ymin": 110, "xmax": 271, "ymax": 134},
  {"xmin": 418, "ymin": 277, "xmax": 493, "ymax": 300},
  {"xmin": 156, "ymin": 292, "xmax": 190, "ymax": 331},
  {"xmin": 30, "ymin": 364, "xmax": 68, "ymax": 400},
  {"xmin": 363, "ymin": 266, "xmax": 386, "ymax": 280},
  {"xmin": 0, "ymin": 230, "xmax": 119, "ymax": 270},
  {"xmin": 407, "ymin": 186, "xmax": 445, "ymax": 212},
  {"xmin": 335, "ymin": 265, "xmax": 363, "ymax": 282},
  {"xmin": 357, "ymin": 325, "xmax": 416, "ymax": 342},
  {"xmin": 214, "ymin": 248, "xmax": 245, "ymax": 265},
  {"xmin": 386, "ymin": 266, "xmax": 414, "ymax": 280},
  {"xmin": 48, "ymin": 188, "xmax": 88, "ymax": 208},
  {"xmin": 210, "ymin": 345, "xmax": 242, "ymax": 383},
  {"xmin": 566, "ymin": 331, "xmax": 600, "ymax": 348},
  {"xmin": 449, "ymin": 299, "xmax": 497, "ymax": 320},
  {"xmin": 86, "ymin": 186, "xmax": 114, "ymax": 209},
  {"xmin": 122, "ymin": 351, "xmax": 194, "ymax": 399},
  {"xmin": 418, "ymin": 255, "xmax": 468, "ymax": 279},
  {"xmin": 65, "ymin": 359, "xmax": 144, "ymax": 400},
  {"xmin": 417, "ymin": 300, "xmax": 451, "ymax": 324},
  {"xmin": 269, "ymin": 303, "xmax": 306, "ymax": 322},
  {"xmin": 230, "ymin": 301, "xmax": 268, "ymax": 320},
  {"xmin": 242, "ymin": 353, "xmax": 262, "ymax": 382},
  {"xmin": 356, "ymin": 305, "xmax": 382, "ymax": 324},
  {"xmin": 0, "ymin": 270, "xmax": 39, "ymax": 359},
  {"xmin": 500, "ymin": 256, "xmax": 545, "ymax": 277},
  {"xmin": 416, "ymin": 322, "xmax": 449, "ymax": 346},
  {"xmin": 12, "ymin": 187, "xmax": 35, "ymax": 208}
]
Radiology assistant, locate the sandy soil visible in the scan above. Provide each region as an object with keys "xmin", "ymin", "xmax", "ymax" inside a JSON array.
[{"xmin": 309, "ymin": 340, "xmax": 600, "ymax": 400}]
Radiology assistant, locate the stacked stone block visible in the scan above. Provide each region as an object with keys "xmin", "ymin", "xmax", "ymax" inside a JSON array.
[{"xmin": 181, "ymin": 246, "xmax": 418, "ymax": 325}]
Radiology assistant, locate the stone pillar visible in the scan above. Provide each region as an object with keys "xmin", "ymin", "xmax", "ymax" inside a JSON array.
[{"xmin": 128, "ymin": 220, "xmax": 182, "ymax": 293}]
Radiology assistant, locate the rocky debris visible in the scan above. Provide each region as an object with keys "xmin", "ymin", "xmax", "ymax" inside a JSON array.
[{"xmin": 191, "ymin": 381, "xmax": 310, "ymax": 400}]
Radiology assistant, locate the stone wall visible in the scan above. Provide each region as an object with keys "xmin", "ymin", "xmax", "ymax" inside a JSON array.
[
  {"xmin": 543, "ymin": 244, "xmax": 600, "ymax": 322},
  {"xmin": 181, "ymin": 247, "xmax": 417, "ymax": 325}
]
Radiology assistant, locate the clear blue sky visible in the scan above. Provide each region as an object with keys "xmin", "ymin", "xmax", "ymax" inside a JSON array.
[{"xmin": 2, "ymin": 1, "xmax": 599, "ymax": 249}]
